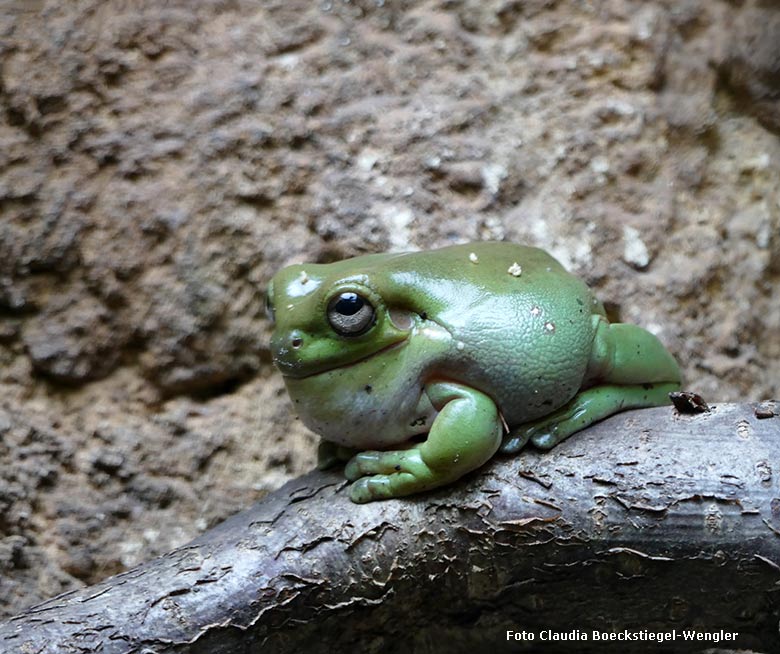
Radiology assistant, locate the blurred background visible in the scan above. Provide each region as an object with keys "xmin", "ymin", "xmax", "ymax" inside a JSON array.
[{"xmin": 0, "ymin": 0, "xmax": 778, "ymax": 618}]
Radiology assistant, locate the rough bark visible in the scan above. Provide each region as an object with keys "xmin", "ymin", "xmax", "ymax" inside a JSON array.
[{"xmin": 1, "ymin": 402, "xmax": 779, "ymax": 654}]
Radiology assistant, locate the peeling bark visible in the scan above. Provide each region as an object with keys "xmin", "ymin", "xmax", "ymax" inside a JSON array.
[{"xmin": 1, "ymin": 403, "xmax": 779, "ymax": 653}]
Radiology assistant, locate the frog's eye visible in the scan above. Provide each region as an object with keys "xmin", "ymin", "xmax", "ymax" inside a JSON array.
[
  {"xmin": 265, "ymin": 291, "xmax": 275, "ymax": 324},
  {"xmin": 327, "ymin": 292, "xmax": 375, "ymax": 336}
]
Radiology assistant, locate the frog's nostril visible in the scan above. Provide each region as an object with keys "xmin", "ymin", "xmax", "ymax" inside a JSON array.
[{"xmin": 291, "ymin": 336, "xmax": 303, "ymax": 349}]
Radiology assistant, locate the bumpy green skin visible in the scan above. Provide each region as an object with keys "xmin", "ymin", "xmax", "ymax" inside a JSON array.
[{"xmin": 267, "ymin": 242, "xmax": 681, "ymax": 503}]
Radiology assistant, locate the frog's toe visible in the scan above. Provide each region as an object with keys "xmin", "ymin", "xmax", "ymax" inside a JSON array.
[
  {"xmin": 502, "ymin": 420, "xmax": 563, "ymax": 452},
  {"xmin": 344, "ymin": 451, "xmax": 404, "ymax": 481},
  {"xmin": 349, "ymin": 476, "xmax": 387, "ymax": 503},
  {"xmin": 345, "ymin": 449, "xmax": 427, "ymax": 481},
  {"xmin": 500, "ymin": 429, "xmax": 532, "ymax": 454},
  {"xmin": 349, "ymin": 473, "xmax": 416, "ymax": 503},
  {"xmin": 344, "ymin": 454, "xmax": 372, "ymax": 481},
  {"xmin": 530, "ymin": 428, "xmax": 560, "ymax": 450}
]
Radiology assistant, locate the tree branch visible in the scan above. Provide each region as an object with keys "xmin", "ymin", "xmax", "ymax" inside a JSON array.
[{"xmin": 1, "ymin": 403, "xmax": 779, "ymax": 653}]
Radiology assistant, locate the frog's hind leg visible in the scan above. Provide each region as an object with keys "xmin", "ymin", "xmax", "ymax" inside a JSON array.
[
  {"xmin": 502, "ymin": 382, "xmax": 679, "ymax": 452},
  {"xmin": 501, "ymin": 319, "xmax": 681, "ymax": 453}
]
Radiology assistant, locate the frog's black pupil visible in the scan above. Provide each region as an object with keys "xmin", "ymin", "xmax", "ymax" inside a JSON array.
[{"xmin": 334, "ymin": 292, "xmax": 364, "ymax": 315}]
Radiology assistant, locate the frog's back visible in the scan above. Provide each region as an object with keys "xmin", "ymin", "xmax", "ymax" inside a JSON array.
[{"xmin": 382, "ymin": 243, "xmax": 605, "ymax": 426}]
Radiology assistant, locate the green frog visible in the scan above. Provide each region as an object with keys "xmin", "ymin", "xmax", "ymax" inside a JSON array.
[{"xmin": 267, "ymin": 242, "xmax": 681, "ymax": 503}]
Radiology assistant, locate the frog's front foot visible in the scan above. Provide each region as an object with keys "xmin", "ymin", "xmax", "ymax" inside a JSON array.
[
  {"xmin": 345, "ymin": 448, "xmax": 440, "ymax": 503},
  {"xmin": 343, "ymin": 382, "xmax": 502, "ymax": 502}
]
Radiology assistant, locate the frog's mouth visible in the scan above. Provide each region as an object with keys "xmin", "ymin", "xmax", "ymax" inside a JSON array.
[{"xmin": 275, "ymin": 340, "xmax": 407, "ymax": 380}]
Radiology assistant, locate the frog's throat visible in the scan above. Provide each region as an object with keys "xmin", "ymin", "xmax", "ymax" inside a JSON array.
[{"xmin": 280, "ymin": 340, "xmax": 407, "ymax": 380}]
